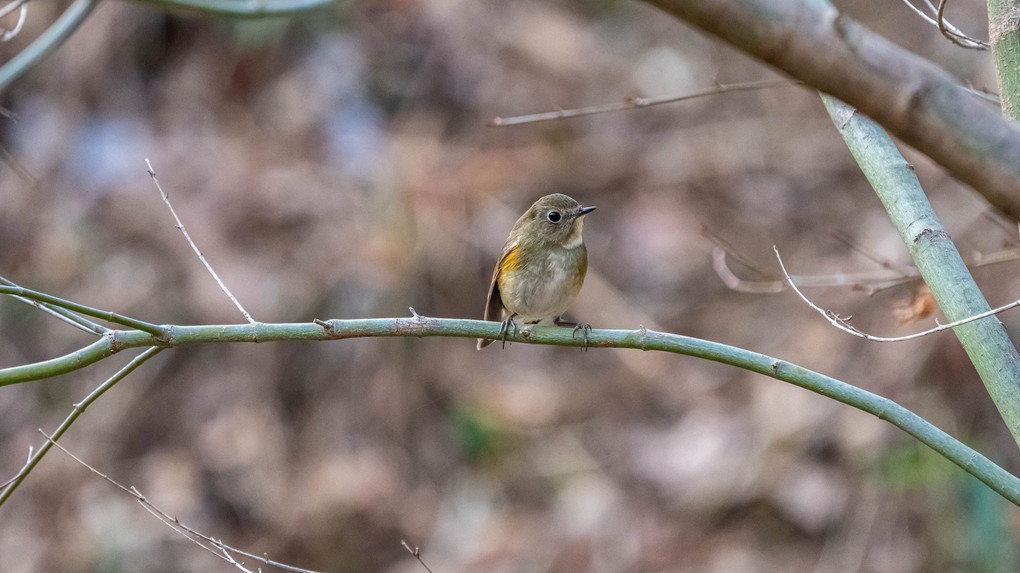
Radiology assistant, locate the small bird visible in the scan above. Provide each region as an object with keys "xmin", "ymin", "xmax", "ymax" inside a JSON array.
[{"xmin": 477, "ymin": 193, "xmax": 596, "ymax": 350}]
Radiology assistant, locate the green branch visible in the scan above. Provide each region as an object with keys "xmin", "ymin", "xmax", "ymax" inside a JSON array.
[
  {"xmin": 0, "ymin": 347, "xmax": 162, "ymax": 508},
  {"xmin": 989, "ymin": 0, "xmax": 1020, "ymax": 119},
  {"xmin": 2, "ymin": 315, "xmax": 1019, "ymax": 506},
  {"xmin": 821, "ymin": 95, "xmax": 1020, "ymax": 449},
  {"xmin": 126, "ymin": 0, "xmax": 336, "ymax": 17},
  {"xmin": 0, "ymin": 0, "xmax": 336, "ymax": 96},
  {"xmin": 0, "ymin": 0, "xmax": 100, "ymax": 94},
  {"xmin": 0, "ymin": 277, "xmax": 107, "ymax": 335},
  {"xmin": 0, "ymin": 286, "xmax": 166, "ymax": 337}
]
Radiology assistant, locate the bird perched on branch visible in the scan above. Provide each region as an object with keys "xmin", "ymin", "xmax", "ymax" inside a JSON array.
[{"xmin": 477, "ymin": 193, "xmax": 596, "ymax": 349}]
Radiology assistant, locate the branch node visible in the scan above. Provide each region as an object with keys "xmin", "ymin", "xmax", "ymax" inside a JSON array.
[{"xmin": 106, "ymin": 331, "xmax": 124, "ymax": 354}]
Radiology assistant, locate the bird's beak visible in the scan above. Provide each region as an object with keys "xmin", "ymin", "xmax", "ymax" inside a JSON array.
[{"xmin": 577, "ymin": 206, "xmax": 597, "ymax": 217}]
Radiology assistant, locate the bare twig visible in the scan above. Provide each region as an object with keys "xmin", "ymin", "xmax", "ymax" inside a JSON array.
[
  {"xmin": 0, "ymin": 347, "xmax": 163, "ymax": 507},
  {"xmin": 713, "ymin": 243, "xmax": 1020, "ymax": 295},
  {"xmin": 489, "ymin": 79, "xmax": 801, "ymax": 126},
  {"xmin": 0, "ymin": 142, "xmax": 41, "ymax": 190},
  {"xmin": 898, "ymin": 0, "xmax": 988, "ymax": 49},
  {"xmin": 935, "ymin": 0, "xmax": 989, "ymax": 50},
  {"xmin": 774, "ymin": 246, "xmax": 1020, "ymax": 342},
  {"xmin": 979, "ymin": 211, "xmax": 1020, "ymax": 247},
  {"xmin": 0, "ymin": 0, "xmax": 27, "ymax": 20},
  {"xmin": 146, "ymin": 159, "xmax": 256, "ymax": 324},
  {"xmin": 830, "ymin": 230, "xmax": 902, "ymax": 272},
  {"xmin": 401, "ymin": 540, "xmax": 436, "ymax": 573},
  {"xmin": 0, "ymin": 284, "xmax": 165, "ymax": 336},
  {"xmin": 44, "ymin": 434, "xmax": 321, "ymax": 573},
  {"xmin": 0, "ymin": 1, "xmax": 27, "ymax": 42},
  {"xmin": 0, "ymin": 276, "xmax": 108, "ymax": 335},
  {"xmin": 713, "ymin": 247, "xmax": 917, "ymax": 294}
]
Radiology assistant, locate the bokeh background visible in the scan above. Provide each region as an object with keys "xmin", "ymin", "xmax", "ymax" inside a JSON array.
[{"xmin": 2, "ymin": 0, "xmax": 1019, "ymax": 571}]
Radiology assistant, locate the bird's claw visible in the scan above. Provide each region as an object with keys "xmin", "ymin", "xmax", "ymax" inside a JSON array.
[
  {"xmin": 498, "ymin": 317, "xmax": 519, "ymax": 349},
  {"xmin": 572, "ymin": 323, "xmax": 592, "ymax": 351}
]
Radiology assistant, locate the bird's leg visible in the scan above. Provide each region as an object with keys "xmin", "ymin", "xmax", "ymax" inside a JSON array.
[
  {"xmin": 555, "ymin": 316, "xmax": 592, "ymax": 351},
  {"xmin": 499, "ymin": 314, "xmax": 519, "ymax": 349}
]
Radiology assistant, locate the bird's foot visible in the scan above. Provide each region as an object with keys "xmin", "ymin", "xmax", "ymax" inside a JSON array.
[
  {"xmin": 571, "ymin": 323, "xmax": 592, "ymax": 351},
  {"xmin": 555, "ymin": 316, "xmax": 592, "ymax": 351},
  {"xmin": 498, "ymin": 316, "xmax": 519, "ymax": 349}
]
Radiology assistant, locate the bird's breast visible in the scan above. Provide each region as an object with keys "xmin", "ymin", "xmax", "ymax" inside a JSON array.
[{"xmin": 499, "ymin": 245, "xmax": 587, "ymax": 322}]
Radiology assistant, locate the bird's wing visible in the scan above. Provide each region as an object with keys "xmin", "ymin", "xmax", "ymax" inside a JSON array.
[{"xmin": 477, "ymin": 241, "xmax": 519, "ymax": 349}]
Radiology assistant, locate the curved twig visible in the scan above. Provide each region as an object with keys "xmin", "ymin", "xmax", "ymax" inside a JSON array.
[
  {"xmin": 0, "ymin": 0, "xmax": 100, "ymax": 94},
  {"xmin": 774, "ymin": 246, "xmax": 1020, "ymax": 342}
]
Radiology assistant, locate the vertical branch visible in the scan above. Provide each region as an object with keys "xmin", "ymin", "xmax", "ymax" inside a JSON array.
[
  {"xmin": 821, "ymin": 94, "xmax": 1020, "ymax": 449},
  {"xmin": 988, "ymin": 0, "xmax": 1020, "ymax": 119}
]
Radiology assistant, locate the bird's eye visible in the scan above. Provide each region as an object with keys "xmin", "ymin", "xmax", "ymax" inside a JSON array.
[{"xmin": 546, "ymin": 211, "xmax": 561, "ymax": 223}]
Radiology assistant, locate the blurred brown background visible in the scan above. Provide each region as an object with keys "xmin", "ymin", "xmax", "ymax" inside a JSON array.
[{"xmin": 1, "ymin": 0, "xmax": 1018, "ymax": 571}]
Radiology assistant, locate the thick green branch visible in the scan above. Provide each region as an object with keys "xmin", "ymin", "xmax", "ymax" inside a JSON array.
[
  {"xmin": 822, "ymin": 95, "xmax": 1020, "ymax": 448},
  {"xmin": 643, "ymin": 0, "xmax": 1020, "ymax": 221},
  {"xmin": 989, "ymin": 0, "xmax": 1020, "ymax": 119},
  {"xmin": 2, "ymin": 316, "xmax": 1019, "ymax": 506}
]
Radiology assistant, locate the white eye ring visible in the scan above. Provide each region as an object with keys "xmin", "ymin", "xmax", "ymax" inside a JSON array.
[{"xmin": 546, "ymin": 211, "xmax": 562, "ymax": 222}]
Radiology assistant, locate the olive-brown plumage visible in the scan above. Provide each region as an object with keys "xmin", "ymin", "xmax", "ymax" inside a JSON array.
[{"xmin": 478, "ymin": 194, "xmax": 595, "ymax": 349}]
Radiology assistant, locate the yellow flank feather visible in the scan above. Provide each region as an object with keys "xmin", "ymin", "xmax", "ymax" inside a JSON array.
[{"xmin": 500, "ymin": 243, "xmax": 519, "ymax": 275}]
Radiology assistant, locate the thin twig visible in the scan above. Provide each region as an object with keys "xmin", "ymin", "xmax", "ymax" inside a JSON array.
[
  {"xmin": 0, "ymin": 285, "xmax": 164, "ymax": 336},
  {"xmin": 401, "ymin": 540, "xmax": 436, "ymax": 573},
  {"xmin": 0, "ymin": 276, "xmax": 108, "ymax": 335},
  {"xmin": 0, "ymin": 142, "xmax": 41, "ymax": 189},
  {"xmin": 774, "ymin": 246, "xmax": 1020, "ymax": 342},
  {"xmin": 489, "ymin": 79, "xmax": 802, "ymax": 126},
  {"xmin": 935, "ymin": 0, "xmax": 989, "ymax": 50},
  {"xmin": 0, "ymin": 0, "xmax": 27, "ymax": 20},
  {"xmin": 146, "ymin": 159, "xmax": 256, "ymax": 324},
  {"xmin": 979, "ymin": 210, "xmax": 1020, "ymax": 247},
  {"xmin": 713, "ymin": 247, "xmax": 917, "ymax": 294},
  {"xmin": 0, "ymin": 2, "xmax": 26, "ymax": 42},
  {"xmin": 44, "ymin": 434, "xmax": 321, "ymax": 573},
  {"xmin": 898, "ymin": 0, "xmax": 988, "ymax": 49},
  {"xmin": 713, "ymin": 244, "xmax": 1020, "ymax": 295},
  {"xmin": 830, "ymin": 230, "xmax": 901, "ymax": 272},
  {"xmin": 0, "ymin": 347, "xmax": 163, "ymax": 507}
]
